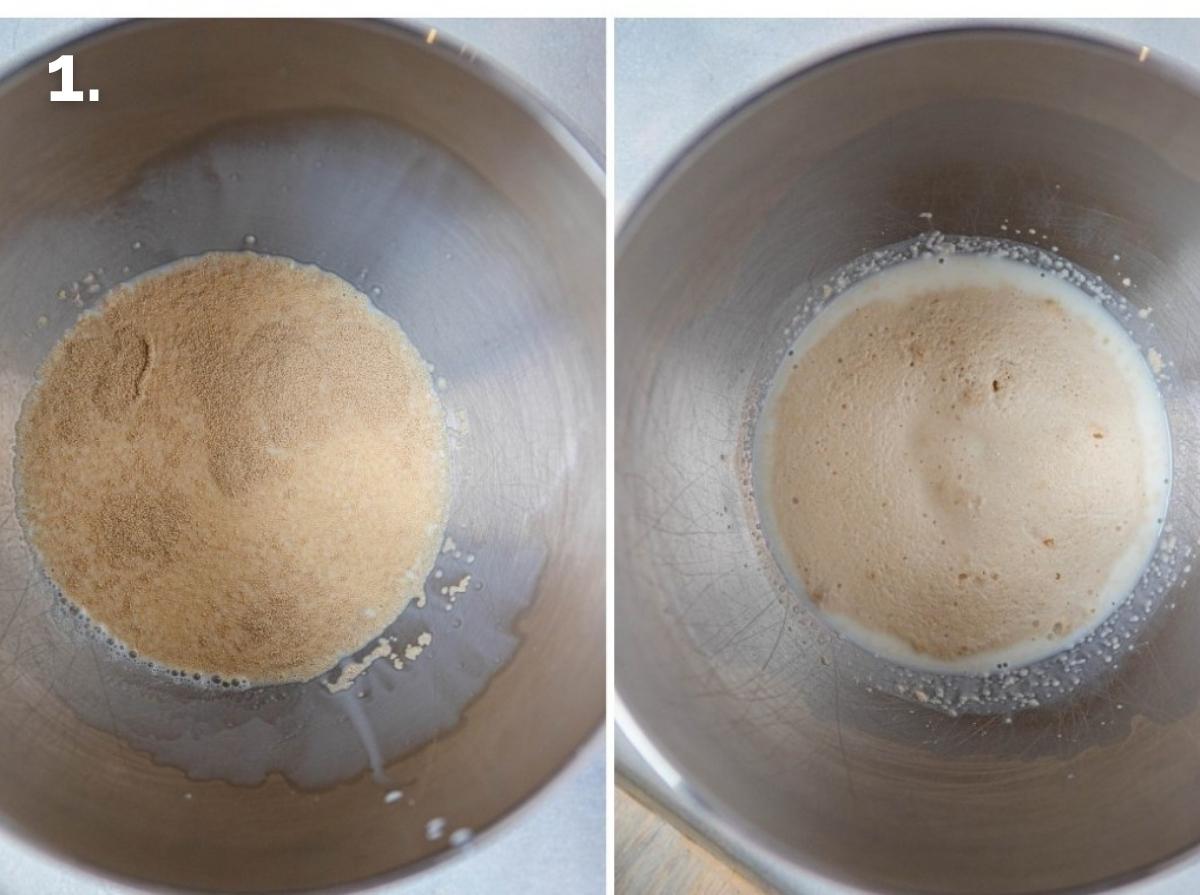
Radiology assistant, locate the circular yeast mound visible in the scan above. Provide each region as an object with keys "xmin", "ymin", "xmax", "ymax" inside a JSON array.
[
  {"xmin": 16, "ymin": 252, "xmax": 449, "ymax": 683},
  {"xmin": 762, "ymin": 255, "xmax": 1167, "ymax": 671}
]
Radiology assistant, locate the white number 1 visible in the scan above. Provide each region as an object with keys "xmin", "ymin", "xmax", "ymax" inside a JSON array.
[
  {"xmin": 49, "ymin": 55, "xmax": 83, "ymax": 101},
  {"xmin": 49, "ymin": 55, "xmax": 98, "ymax": 102}
]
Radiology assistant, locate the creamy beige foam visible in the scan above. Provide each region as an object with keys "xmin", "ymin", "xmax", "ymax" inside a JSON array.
[
  {"xmin": 759, "ymin": 253, "xmax": 1169, "ymax": 672},
  {"xmin": 16, "ymin": 252, "xmax": 449, "ymax": 684}
]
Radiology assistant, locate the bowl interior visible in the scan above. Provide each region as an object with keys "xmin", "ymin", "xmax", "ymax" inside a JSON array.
[
  {"xmin": 617, "ymin": 27, "xmax": 1200, "ymax": 894},
  {"xmin": 0, "ymin": 20, "xmax": 603, "ymax": 892}
]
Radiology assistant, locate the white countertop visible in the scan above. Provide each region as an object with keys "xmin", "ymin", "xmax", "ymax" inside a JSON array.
[{"xmin": 0, "ymin": 18, "xmax": 605, "ymax": 895}]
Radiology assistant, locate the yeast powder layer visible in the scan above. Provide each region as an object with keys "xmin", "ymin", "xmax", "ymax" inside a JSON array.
[{"xmin": 17, "ymin": 252, "xmax": 449, "ymax": 684}]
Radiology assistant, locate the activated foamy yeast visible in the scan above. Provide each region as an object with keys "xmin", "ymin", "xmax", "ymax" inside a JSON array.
[{"xmin": 758, "ymin": 253, "xmax": 1169, "ymax": 673}]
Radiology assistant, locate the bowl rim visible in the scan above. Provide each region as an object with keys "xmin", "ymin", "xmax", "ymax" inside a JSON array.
[
  {"xmin": 0, "ymin": 16, "xmax": 604, "ymax": 895},
  {"xmin": 616, "ymin": 19, "xmax": 1200, "ymax": 895},
  {"xmin": 617, "ymin": 18, "xmax": 1200, "ymax": 244}
]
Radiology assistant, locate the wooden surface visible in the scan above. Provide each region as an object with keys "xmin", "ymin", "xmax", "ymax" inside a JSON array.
[{"xmin": 616, "ymin": 785, "xmax": 768, "ymax": 895}]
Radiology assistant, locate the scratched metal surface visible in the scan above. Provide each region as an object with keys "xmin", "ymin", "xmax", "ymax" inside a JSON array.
[
  {"xmin": 617, "ymin": 21, "xmax": 1200, "ymax": 895},
  {"xmin": 0, "ymin": 18, "xmax": 604, "ymax": 895},
  {"xmin": 616, "ymin": 19, "xmax": 1200, "ymax": 212}
]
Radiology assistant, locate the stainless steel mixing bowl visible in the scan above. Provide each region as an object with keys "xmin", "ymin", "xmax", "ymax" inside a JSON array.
[
  {"xmin": 617, "ymin": 25, "xmax": 1200, "ymax": 895},
  {"xmin": 0, "ymin": 19, "xmax": 603, "ymax": 892}
]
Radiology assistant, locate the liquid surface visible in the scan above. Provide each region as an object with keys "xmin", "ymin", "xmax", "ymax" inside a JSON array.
[
  {"xmin": 16, "ymin": 252, "xmax": 449, "ymax": 683},
  {"xmin": 759, "ymin": 253, "xmax": 1169, "ymax": 672}
]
